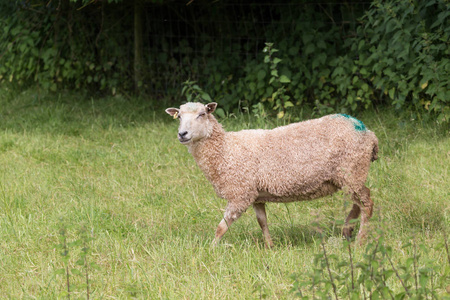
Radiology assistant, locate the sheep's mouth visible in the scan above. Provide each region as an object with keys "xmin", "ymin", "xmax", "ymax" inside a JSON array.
[{"xmin": 179, "ymin": 137, "xmax": 192, "ymax": 144}]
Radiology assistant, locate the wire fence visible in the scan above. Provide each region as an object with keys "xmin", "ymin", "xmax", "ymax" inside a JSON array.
[{"xmin": 138, "ymin": 1, "xmax": 373, "ymax": 96}]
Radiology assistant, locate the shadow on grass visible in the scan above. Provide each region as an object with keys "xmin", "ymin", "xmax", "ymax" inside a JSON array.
[
  {"xmin": 231, "ymin": 221, "xmax": 355, "ymax": 248},
  {"xmin": 0, "ymin": 89, "xmax": 171, "ymax": 135}
]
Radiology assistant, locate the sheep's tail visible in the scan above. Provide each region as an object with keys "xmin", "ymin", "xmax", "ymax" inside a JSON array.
[{"xmin": 370, "ymin": 131, "xmax": 379, "ymax": 162}]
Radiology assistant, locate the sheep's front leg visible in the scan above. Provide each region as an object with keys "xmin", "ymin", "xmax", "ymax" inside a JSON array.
[
  {"xmin": 213, "ymin": 204, "xmax": 244, "ymax": 246},
  {"xmin": 253, "ymin": 203, "xmax": 274, "ymax": 248}
]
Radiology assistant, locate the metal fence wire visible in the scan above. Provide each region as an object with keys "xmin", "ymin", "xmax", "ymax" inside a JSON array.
[{"xmin": 139, "ymin": 1, "xmax": 372, "ymax": 96}]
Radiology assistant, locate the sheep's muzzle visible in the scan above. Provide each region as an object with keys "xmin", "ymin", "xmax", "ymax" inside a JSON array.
[{"xmin": 178, "ymin": 131, "xmax": 191, "ymax": 144}]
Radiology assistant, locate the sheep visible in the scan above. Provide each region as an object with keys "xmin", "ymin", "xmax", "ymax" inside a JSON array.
[{"xmin": 165, "ymin": 102, "xmax": 379, "ymax": 247}]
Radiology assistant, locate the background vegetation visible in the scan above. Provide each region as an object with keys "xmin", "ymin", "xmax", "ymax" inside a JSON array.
[
  {"xmin": 0, "ymin": 0, "xmax": 449, "ymax": 121},
  {"xmin": 0, "ymin": 89, "xmax": 448, "ymax": 298}
]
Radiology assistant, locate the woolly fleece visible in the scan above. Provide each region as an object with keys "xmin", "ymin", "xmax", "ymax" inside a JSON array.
[{"xmin": 166, "ymin": 102, "xmax": 379, "ymax": 246}]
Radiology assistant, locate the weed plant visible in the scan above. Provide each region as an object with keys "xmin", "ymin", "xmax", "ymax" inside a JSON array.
[
  {"xmin": 55, "ymin": 220, "xmax": 99, "ymax": 299},
  {"xmin": 0, "ymin": 89, "xmax": 449, "ymax": 298},
  {"xmin": 291, "ymin": 216, "xmax": 450, "ymax": 299}
]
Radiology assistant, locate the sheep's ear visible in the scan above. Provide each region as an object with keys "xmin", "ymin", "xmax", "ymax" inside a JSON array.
[
  {"xmin": 165, "ymin": 108, "xmax": 180, "ymax": 119},
  {"xmin": 205, "ymin": 102, "xmax": 217, "ymax": 114}
]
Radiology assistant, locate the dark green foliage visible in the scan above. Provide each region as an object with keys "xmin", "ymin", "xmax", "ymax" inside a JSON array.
[
  {"xmin": 0, "ymin": 1, "xmax": 448, "ymax": 122},
  {"xmin": 0, "ymin": 1, "xmax": 133, "ymax": 94},
  {"xmin": 258, "ymin": 42, "xmax": 293, "ymax": 119},
  {"xmin": 217, "ymin": 0, "xmax": 449, "ymax": 120},
  {"xmin": 352, "ymin": 0, "xmax": 450, "ymax": 122}
]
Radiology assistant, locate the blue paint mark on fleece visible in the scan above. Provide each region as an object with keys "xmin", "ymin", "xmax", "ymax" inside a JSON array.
[{"xmin": 337, "ymin": 114, "xmax": 367, "ymax": 131}]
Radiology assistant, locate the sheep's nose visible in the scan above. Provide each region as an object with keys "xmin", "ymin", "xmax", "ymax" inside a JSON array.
[{"xmin": 178, "ymin": 131, "xmax": 188, "ymax": 138}]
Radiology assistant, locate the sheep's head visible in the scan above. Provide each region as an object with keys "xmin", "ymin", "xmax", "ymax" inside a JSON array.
[{"xmin": 165, "ymin": 102, "xmax": 217, "ymax": 145}]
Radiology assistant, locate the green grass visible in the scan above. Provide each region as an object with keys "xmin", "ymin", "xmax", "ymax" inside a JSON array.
[{"xmin": 0, "ymin": 89, "xmax": 449, "ymax": 298}]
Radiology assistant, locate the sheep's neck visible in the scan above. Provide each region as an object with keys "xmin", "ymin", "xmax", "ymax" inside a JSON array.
[{"xmin": 188, "ymin": 119, "xmax": 226, "ymax": 185}]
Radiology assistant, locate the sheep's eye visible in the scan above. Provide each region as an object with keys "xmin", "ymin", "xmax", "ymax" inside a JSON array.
[{"xmin": 197, "ymin": 112, "xmax": 206, "ymax": 118}]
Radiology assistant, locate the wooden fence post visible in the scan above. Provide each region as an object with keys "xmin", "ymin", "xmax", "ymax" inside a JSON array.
[{"xmin": 134, "ymin": 0, "xmax": 143, "ymax": 94}]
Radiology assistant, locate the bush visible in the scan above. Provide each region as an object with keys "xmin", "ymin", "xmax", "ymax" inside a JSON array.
[
  {"xmin": 176, "ymin": 0, "xmax": 449, "ymax": 122},
  {"xmin": 0, "ymin": 1, "xmax": 133, "ymax": 94},
  {"xmin": 0, "ymin": 1, "xmax": 448, "ymax": 122},
  {"xmin": 351, "ymin": 0, "xmax": 450, "ymax": 122}
]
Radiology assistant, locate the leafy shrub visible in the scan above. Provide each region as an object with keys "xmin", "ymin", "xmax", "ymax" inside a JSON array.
[
  {"xmin": 0, "ymin": 1, "xmax": 132, "ymax": 94},
  {"xmin": 174, "ymin": 1, "xmax": 449, "ymax": 122},
  {"xmin": 176, "ymin": 1, "xmax": 449, "ymax": 122},
  {"xmin": 246, "ymin": 1, "xmax": 448, "ymax": 121},
  {"xmin": 0, "ymin": 1, "xmax": 448, "ymax": 122},
  {"xmin": 352, "ymin": 0, "xmax": 450, "ymax": 122}
]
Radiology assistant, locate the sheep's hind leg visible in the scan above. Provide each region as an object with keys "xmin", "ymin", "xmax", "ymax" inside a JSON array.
[
  {"xmin": 343, "ymin": 204, "xmax": 361, "ymax": 240},
  {"xmin": 213, "ymin": 204, "xmax": 244, "ymax": 246},
  {"xmin": 355, "ymin": 186, "xmax": 374, "ymax": 242},
  {"xmin": 253, "ymin": 203, "xmax": 274, "ymax": 248}
]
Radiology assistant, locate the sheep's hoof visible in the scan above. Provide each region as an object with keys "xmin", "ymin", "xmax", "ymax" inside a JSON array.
[
  {"xmin": 342, "ymin": 227, "xmax": 354, "ymax": 240},
  {"xmin": 265, "ymin": 242, "xmax": 274, "ymax": 249},
  {"xmin": 211, "ymin": 238, "xmax": 220, "ymax": 249}
]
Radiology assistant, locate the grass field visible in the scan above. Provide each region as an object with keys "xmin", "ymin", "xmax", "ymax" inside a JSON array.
[{"xmin": 0, "ymin": 89, "xmax": 449, "ymax": 299}]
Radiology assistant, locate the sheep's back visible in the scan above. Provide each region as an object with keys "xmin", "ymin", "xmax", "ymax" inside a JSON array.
[{"xmin": 232, "ymin": 114, "xmax": 376, "ymax": 198}]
